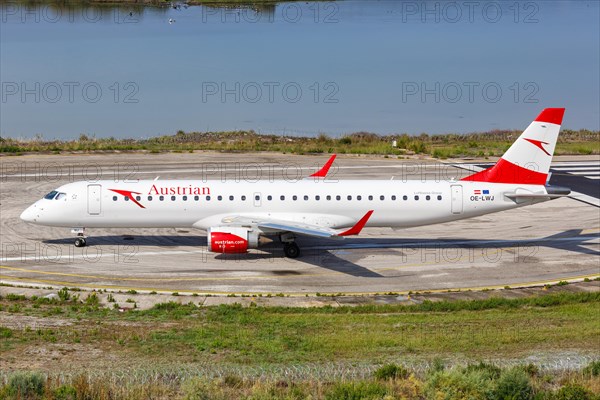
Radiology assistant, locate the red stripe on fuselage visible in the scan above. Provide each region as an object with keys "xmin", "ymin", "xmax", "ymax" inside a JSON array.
[{"xmin": 460, "ymin": 158, "xmax": 547, "ymax": 185}]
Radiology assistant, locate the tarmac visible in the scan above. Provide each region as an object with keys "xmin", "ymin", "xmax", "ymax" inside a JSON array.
[{"xmin": 1, "ymin": 152, "xmax": 598, "ymax": 296}]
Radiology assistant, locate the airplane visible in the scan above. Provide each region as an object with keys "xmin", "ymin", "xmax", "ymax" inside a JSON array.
[{"xmin": 20, "ymin": 108, "xmax": 570, "ymax": 258}]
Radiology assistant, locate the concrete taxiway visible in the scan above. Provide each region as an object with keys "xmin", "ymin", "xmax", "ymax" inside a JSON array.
[{"xmin": 1, "ymin": 152, "xmax": 598, "ymax": 295}]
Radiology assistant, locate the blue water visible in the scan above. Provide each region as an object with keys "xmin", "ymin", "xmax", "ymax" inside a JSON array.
[{"xmin": 1, "ymin": 0, "xmax": 598, "ymax": 139}]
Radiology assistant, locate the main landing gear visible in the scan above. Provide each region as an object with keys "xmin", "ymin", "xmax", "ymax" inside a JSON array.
[
  {"xmin": 71, "ymin": 228, "xmax": 87, "ymax": 247},
  {"xmin": 280, "ymin": 233, "xmax": 300, "ymax": 258},
  {"xmin": 283, "ymin": 242, "xmax": 300, "ymax": 258}
]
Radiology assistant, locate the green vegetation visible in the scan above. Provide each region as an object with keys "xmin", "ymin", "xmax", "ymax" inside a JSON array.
[
  {"xmin": 0, "ymin": 291, "xmax": 598, "ymax": 398},
  {"xmin": 2, "ymin": 129, "xmax": 598, "ymax": 157},
  {"xmin": 1, "ymin": 364, "xmax": 599, "ymax": 399}
]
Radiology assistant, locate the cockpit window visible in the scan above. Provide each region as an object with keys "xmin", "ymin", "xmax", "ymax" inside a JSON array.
[
  {"xmin": 55, "ymin": 193, "xmax": 67, "ymax": 200},
  {"xmin": 44, "ymin": 191, "xmax": 58, "ymax": 200}
]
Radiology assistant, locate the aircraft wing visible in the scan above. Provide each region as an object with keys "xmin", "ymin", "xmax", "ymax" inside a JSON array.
[{"xmin": 221, "ymin": 210, "xmax": 373, "ymax": 239}]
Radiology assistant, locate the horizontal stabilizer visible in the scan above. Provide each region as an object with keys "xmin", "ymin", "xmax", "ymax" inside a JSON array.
[{"xmin": 504, "ymin": 193, "xmax": 569, "ymax": 199}]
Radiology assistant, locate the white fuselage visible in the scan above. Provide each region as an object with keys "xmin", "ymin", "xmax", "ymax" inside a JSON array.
[{"xmin": 20, "ymin": 179, "xmax": 548, "ymax": 233}]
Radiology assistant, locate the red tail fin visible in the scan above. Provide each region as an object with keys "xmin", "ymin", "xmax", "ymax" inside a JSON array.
[{"xmin": 461, "ymin": 108, "xmax": 564, "ymax": 185}]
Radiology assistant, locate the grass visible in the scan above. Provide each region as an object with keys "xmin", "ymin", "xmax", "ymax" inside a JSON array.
[
  {"xmin": 0, "ymin": 291, "xmax": 598, "ymax": 365},
  {"xmin": 1, "ymin": 129, "xmax": 598, "ymax": 157},
  {"xmin": 0, "ymin": 364, "xmax": 599, "ymax": 399},
  {"xmin": 0, "ymin": 291, "xmax": 598, "ymax": 398}
]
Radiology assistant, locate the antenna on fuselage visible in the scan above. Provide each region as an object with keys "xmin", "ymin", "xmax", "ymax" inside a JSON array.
[{"xmin": 154, "ymin": 176, "xmax": 160, "ymax": 181}]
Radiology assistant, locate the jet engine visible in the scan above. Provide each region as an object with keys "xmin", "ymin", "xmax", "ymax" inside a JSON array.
[{"xmin": 207, "ymin": 226, "xmax": 260, "ymax": 254}]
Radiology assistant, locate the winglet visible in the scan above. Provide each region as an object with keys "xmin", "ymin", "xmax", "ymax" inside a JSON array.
[
  {"xmin": 338, "ymin": 210, "xmax": 373, "ymax": 236},
  {"xmin": 309, "ymin": 154, "xmax": 336, "ymax": 178}
]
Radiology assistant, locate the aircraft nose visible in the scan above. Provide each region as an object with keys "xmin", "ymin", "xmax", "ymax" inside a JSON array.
[{"xmin": 20, "ymin": 204, "xmax": 38, "ymax": 223}]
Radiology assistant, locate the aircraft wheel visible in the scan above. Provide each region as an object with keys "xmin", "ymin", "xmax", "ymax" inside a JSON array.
[
  {"xmin": 75, "ymin": 237, "xmax": 86, "ymax": 247},
  {"xmin": 283, "ymin": 242, "xmax": 300, "ymax": 258}
]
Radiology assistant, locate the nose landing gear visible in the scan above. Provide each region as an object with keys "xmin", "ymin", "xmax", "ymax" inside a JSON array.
[{"xmin": 71, "ymin": 228, "xmax": 87, "ymax": 247}]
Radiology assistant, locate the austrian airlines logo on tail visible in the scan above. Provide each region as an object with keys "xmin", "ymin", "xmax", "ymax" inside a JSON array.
[{"xmin": 523, "ymin": 138, "xmax": 551, "ymax": 156}]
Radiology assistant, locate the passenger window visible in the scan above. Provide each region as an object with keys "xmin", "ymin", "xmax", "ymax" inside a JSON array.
[
  {"xmin": 182, "ymin": 196, "xmax": 187, "ymax": 201},
  {"xmin": 437, "ymin": 195, "xmax": 442, "ymax": 200},
  {"xmin": 315, "ymin": 195, "xmax": 320, "ymax": 201},
  {"xmin": 336, "ymin": 195, "xmax": 341, "ymax": 201},
  {"xmin": 241, "ymin": 195, "xmax": 246, "ymax": 201},
  {"xmin": 426, "ymin": 195, "xmax": 431, "ymax": 201},
  {"xmin": 403, "ymin": 195, "xmax": 408, "ymax": 201},
  {"xmin": 125, "ymin": 197, "xmax": 130, "ymax": 201},
  {"xmin": 414, "ymin": 195, "xmax": 419, "ymax": 201},
  {"xmin": 304, "ymin": 195, "xmax": 309, "ymax": 201},
  {"xmin": 113, "ymin": 196, "xmax": 118, "ymax": 201},
  {"xmin": 293, "ymin": 195, "xmax": 297, "ymax": 201},
  {"xmin": 268, "ymin": 195, "xmax": 273, "ymax": 201},
  {"xmin": 392, "ymin": 195, "xmax": 396, "ymax": 201},
  {"xmin": 160, "ymin": 196, "xmax": 164, "ymax": 201},
  {"xmin": 136, "ymin": 196, "xmax": 142, "ymax": 201},
  {"xmin": 218, "ymin": 196, "xmax": 223, "ymax": 201},
  {"xmin": 326, "ymin": 195, "xmax": 331, "ymax": 201},
  {"xmin": 280, "ymin": 195, "xmax": 285, "ymax": 201},
  {"xmin": 206, "ymin": 196, "xmax": 211, "ymax": 201},
  {"xmin": 255, "ymin": 195, "xmax": 260, "ymax": 201},
  {"xmin": 380, "ymin": 195, "xmax": 385, "ymax": 201},
  {"xmin": 148, "ymin": 196, "xmax": 153, "ymax": 201},
  {"xmin": 171, "ymin": 196, "xmax": 176, "ymax": 201},
  {"xmin": 357, "ymin": 195, "xmax": 362, "ymax": 201},
  {"xmin": 229, "ymin": 195, "xmax": 234, "ymax": 201},
  {"xmin": 194, "ymin": 196, "xmax": 199, "ymax": 201},
  {"xmin": 368, "ymin": 195, "xmax": 373, "ymax": 201},
  {"xmin": 347, "ymin": 195, "xmax": 352, "ymax": 200},
  {"xmin": 44, "ymin": 191, "xmax": 58, "ymax": 200}
]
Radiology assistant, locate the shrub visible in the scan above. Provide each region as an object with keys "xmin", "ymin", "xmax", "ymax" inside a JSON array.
[
  {"xmin": 84, "ymin": 293, "xmax": 99, "ymax": 306},
  {"xmin": 554, "ymin": 384, "xmax": 591, "ymax": 400},
  {"xmin": 325, "ymin": 381, "xmax": 387, "ymax": 400},
  {"xmin": 0, "ymin": 326, "xmax": 13, "ymax": 338},
  {"xmin": 494, "ymin": 367, "xmax": 532, "ymax": 400},
  {"xmin": 7, "ymin": 371, "xmax": 45, "ymax": 398},
  {"xmin": 520, "ymin": 363, "xmax": 540, "ymax": 377},
  {"xmin": 221, "ymin": 374, "xmax": 243, "ymax": 388},
  {"xmin": 425, "ymin": 368, "xmax": 496, "ymax": 400},
  {"xmin": 182, "ymin": 377, "xmax": 211, "ymax": 400},
  {"xmin": 582, "ymin": 360, "xmax": 600, "ymax": 377},
  {"xmin": 58, "ymin": 287, "xmax": 70, "ymax": 301},
  {"xmin": 6, "ymin": 293, "xmax": 27, "ymax": 301},
  {"xmin": 463, "ymin": 362, "xmax": 502, "ymax": 379},
  {"xmin": 374, "ymin": 363, "xmax": 409, "ymax": 380},
  {"xmin": 53, "ymin": 385, "xmax": 77, "ymax": 400}
]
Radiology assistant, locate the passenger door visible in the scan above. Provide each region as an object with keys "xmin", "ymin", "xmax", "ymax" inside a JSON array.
[
  {"xmin": 87, "ymin": 184, "xmax": 102, "ymax": 215},
  {"xmin": 451, "ymin": 185, "xmax": 463, "ymax": 214}
]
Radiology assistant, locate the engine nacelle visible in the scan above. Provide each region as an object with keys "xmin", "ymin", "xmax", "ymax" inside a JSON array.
[{"xmin": 207, "ymin": 226, "xmax": 259, "ymax": 254}]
